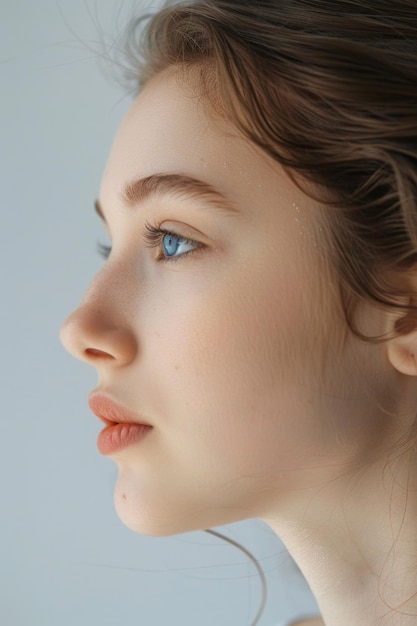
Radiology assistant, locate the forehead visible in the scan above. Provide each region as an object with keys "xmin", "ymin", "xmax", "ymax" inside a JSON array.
[
  {"xmin": 100, "ymin": 73, "xmax": 277, "ymax": 199},
  {"xmin": 99, "ymin": 69, "xmax": 314, "ymax": 225}
]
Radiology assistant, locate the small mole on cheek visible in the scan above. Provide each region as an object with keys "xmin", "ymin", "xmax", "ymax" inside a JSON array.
[{"xmin": 122, "ymin": 494, "xmax": 127, "ymax": 500}]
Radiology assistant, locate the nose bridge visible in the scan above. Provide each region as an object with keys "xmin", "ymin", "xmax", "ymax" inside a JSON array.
[
  {"xmin": 60, "ymin": 260, "xmax": 139, "ymax": 364},
  {"xmin": 82, "ymin": 258, "xmax": 137, "ymax": 317}
]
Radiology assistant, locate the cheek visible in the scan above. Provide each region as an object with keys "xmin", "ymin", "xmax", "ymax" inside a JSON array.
[
  {"xmin": 178, "ymin": 256, "xmax": 313, "ymax": 390},
  {"xmin": 149, "ymin": 259, "xmax": 321, "ymax": 466}
]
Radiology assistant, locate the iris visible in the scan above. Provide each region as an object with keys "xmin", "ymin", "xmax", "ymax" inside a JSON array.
[{"xmin": 162, "ymin": 233, "xmax": 195, "ymax": 258}]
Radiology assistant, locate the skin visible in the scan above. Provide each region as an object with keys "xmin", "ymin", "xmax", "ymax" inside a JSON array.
[{"xmin": 60, "ymin": 69, "xmax": 417, "ymax": 625}]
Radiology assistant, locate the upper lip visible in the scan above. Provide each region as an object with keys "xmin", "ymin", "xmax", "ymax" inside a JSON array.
[{"xmin": 88, "ymin": 392, "xmax": 152, "ymax": 427}]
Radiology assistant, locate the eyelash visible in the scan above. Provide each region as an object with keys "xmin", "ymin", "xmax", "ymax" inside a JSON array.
[{"xmin": 97, "ymin": 220, "xmax": 203, "ymax": 263}]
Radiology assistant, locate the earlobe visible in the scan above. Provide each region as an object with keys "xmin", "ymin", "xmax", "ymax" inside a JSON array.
[
  {"xmin": 387, "ymin": 340, "xmax": 417, "ymax": 376},
  {"xmin": 382, "ymin": 273, "xmax": 417, "ymax": 376},
  {"xmin": 387, "ymin": 311, "xmax": 417, "ymax": 376}
]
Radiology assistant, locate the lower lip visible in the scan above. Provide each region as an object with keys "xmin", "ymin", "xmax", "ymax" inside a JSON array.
[{"xmin": 97, "ymin": 423, "xmax": 152, "ymax": 455}]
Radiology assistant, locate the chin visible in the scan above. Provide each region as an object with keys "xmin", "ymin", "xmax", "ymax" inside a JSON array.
[
  {"xmin": 113, "ymin": 488, "xmax": 205, "ymax": 537},
  {"xmin": 113, "ymin": 492, "xmax": 173, "ymax": 536},
  {"xmin": 114, "ymin": 509, "xmax": 210, "ymax": 538},
  {"xmin": 112, "ymin": 471, "xmax": 249, "ymax": 536}
]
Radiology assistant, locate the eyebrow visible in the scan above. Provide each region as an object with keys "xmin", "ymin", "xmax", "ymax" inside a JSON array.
[{"xmin": 94, "ymin": 173, "xmax": 240, "ymax": 222}]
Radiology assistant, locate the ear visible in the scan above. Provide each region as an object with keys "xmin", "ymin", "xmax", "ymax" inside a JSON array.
[{"xmin": 386, "ymin": 312, "xmax": 417, "ymax": 376}]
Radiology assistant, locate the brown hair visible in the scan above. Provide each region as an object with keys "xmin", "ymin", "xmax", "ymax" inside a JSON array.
[{"xmin": 116, "ymin": 0, "xmax": 417, "ymax": 343}]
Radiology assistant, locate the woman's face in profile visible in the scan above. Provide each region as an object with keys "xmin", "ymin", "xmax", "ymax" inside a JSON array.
[{"xmin": 60, "ymin": 70, "xmax": 388, "ymax": 537}]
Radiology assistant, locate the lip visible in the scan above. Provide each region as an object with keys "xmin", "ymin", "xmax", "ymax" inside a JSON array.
[
  {"xmin": 89, "ymin": 392, "xmax": 153, "ymax": 455},
  {"xmin": 88, "ymin": 392, "xmax": 152, "ymax": 428}
]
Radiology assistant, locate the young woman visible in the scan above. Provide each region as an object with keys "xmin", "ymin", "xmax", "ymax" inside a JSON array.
[{"xmin": 60, "ymin": 1, "xmax": 417, "ymax": 624}]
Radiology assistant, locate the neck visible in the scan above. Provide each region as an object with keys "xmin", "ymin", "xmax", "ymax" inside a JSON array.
[{"xmin": 265, "ymin": 441, "xmax": 417, "ymax": 625}]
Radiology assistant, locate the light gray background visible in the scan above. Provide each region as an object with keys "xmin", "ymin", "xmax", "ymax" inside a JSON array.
[{"xmin": 0, "ymin": 2, "xmax": 319, "ymax": 625}]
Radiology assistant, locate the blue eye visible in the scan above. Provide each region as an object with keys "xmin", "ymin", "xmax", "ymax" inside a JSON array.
[
  {"xmin": 97, "ymin": 223, "xmax": 203, "ymax": 263},
  {"xmin": 143, "ymin": 222, "xmax": 202, "ymax": 262},
  {"xmin": 161, "ymin": 232, "xmax": 197, "ymax": 258}
]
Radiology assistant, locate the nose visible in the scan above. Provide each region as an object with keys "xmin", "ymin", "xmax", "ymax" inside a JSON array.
[{"xmin": 60, "ymin": 270, "xmax": 138, "ymax": 367}]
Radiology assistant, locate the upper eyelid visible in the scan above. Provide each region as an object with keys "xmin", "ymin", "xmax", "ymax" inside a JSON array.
[
  {"xmin": 143, "ymin": 222, "xmax": 200, "ymax": 246},
  {"xmin": 95, "ymin": 206, "xmax": 201, "ymax": 238}
]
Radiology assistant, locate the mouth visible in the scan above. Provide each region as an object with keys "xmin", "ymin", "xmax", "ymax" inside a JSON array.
[{"xmin": 88, "ymin": 392, "xmax": 152, "ymax": 428}]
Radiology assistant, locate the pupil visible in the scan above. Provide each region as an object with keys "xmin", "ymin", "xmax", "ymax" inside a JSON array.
[{"xmin": 163, "ymin": 233, "xmax": 179, "ymax": 257}]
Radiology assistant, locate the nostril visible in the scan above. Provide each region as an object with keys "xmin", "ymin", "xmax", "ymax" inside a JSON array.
[
  {"xmin": 85, "ymin": 348, "xmax": 115, "ymax": 359},
  {"xmin": 60, "ymin": 318, "xmax": 137, "ymax": 365}
]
